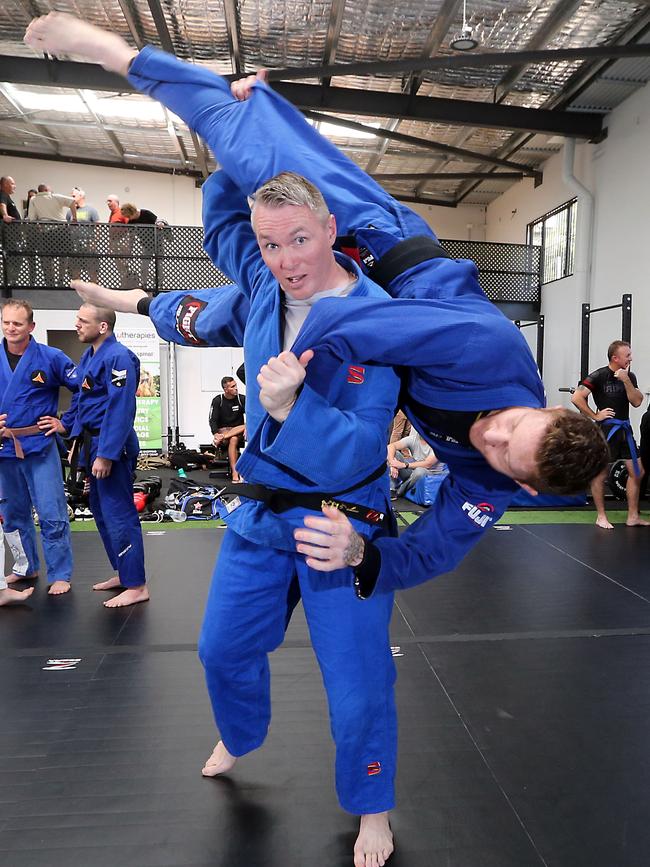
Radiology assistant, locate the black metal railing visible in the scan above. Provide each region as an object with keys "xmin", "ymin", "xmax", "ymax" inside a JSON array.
[{"xmin": 0, "ymin": 222, "xmax": 540, "ymax": 306}]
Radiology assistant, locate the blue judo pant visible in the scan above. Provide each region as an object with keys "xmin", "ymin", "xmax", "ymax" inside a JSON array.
[
  {"xmin": 0, "ymin": 441, "xmax": 72, "ymax": 583},
  {"xmin": 129, "ymin": 48, "xmax": 430, "ymax": 265},
  {"xmin": 88, "ymin": 449, "xmax": 146, "ymax": 587},
  {"xmin": 198, "ymin": 529, "xmax": 397, "ymax": 815}
]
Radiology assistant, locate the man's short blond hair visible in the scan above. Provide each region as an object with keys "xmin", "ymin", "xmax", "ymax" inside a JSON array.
[
  {"xmin": 2, "ymin": 299, "xmax": 34, "ymax": 323},
  {"xmin": 250, "ymin": 171, "xmax": 330, "ymax": 225}
]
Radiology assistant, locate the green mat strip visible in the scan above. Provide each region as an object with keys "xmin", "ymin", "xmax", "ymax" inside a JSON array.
[
  {"xmin": 69, "ymin": 519, "xmax": 225, "ymax": 532},
  {"xmin": 66, "ymin": 509, "xmax": 647, "ymax": 531}
]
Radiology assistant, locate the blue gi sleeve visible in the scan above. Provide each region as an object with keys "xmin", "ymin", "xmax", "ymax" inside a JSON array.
[
  {"xmin": 97, "ymin": 351, "xmax": 138, "ymax": 461},
  {"xmin": 59, "ymin": 391, "xmax": 79, "ymax": 435},
  {"xmin": 292, "ymin": 296, "xmax": 545, "ymax": 410},
  {"xmin": 146, "ymin": 284, "xmax": 249, "ymax": 348},
  {"xmin": 201, "ymin": 171, "xmax": 267, "ymax": 291},
  {"xmin": 365, "ymin": 471, "xmax": 515, "ymax": 595},
  {"xmin": 49, "ymin": 349, "xmax": 79, "ymax": 393},
  {"xmin": 127, "ymin": 46, "xmax": 432, "ymax": 243},
  {"xmin": 258, "ymin": 370, "xmax": 400, "ymax": 491},
  {"xmin": 294, "ymin": 296, "xmax": 495, "ymax": 365}
]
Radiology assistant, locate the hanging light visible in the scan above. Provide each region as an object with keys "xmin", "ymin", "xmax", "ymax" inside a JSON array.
[{"xmin": 450, "ymin": 0, "xmax": 478, "ymax": 51}]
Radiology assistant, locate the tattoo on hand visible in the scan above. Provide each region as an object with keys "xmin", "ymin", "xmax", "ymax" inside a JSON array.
[{"xmin": 344, "ymin": 532, "xmax": 365, "ymax": 567}]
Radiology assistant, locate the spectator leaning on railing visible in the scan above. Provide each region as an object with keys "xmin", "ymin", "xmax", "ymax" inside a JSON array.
[
  {"xmin": 120, "ymin": 202, "xmax": 169, "ymax": 287},
  {"xmin": 27, "ymin": 184, "xmax": 77, "ymax": 286}
]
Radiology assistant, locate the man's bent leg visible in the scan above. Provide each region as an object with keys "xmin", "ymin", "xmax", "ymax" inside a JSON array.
[
  {"xmin": 198, "ymin": 530, "xmax": 293, "ymax": 760},
  {"xmin": 299, "ymin": 562, "xmax": 396, "ymax": 865},
  {"xmin": 126, "ymin": 48, "xmax": 428, "ymax": 244},
  {"xmin": 299, "ymin": 561, "xmax": 397, "ymax": 814}
]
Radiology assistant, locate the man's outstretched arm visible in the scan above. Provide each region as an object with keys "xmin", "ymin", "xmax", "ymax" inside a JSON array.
[
  {"xmin": 72, "ymin": 281, "xmax": 249, "ymax": 349},
  {"xmin": 72, "ymin": 281, "xmax": 146, "ymax": 313},
  {"xmin": 295, "ymin": 475, "xmax": 512, "ymax": 597}
]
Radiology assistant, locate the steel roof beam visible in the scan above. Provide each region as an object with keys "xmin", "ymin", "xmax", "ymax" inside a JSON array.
[
  {"xmin": 304, "ymin": 110, "xmax": 539, "ymax": 177},
  {"xmin": 0, "ymin": 57, "xmax": 606, "ymax": 139},
  {"xmin": 364, "ymin": 0, "xmax": 463, "ymax": 175},
  {"xmin": 321, "ymin": 0, "xmax": 346, "ymax": 89},
  {"xmin": 372, "ymin": 171, "xmax": 525, "ymax": 181},
  {"xmin": 223, "ymin": 0, "xmax": 242, "ymax": 75}
]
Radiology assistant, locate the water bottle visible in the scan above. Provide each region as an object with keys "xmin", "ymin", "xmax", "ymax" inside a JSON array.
[{"xmin": 165, "ymin": 509, "xmax": 187, "ymax": 523}]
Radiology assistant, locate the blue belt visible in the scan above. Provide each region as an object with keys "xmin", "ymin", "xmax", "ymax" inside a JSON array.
[{"xmin": 602, "ymin": 418, "xmax": 640, "ymax": 476}]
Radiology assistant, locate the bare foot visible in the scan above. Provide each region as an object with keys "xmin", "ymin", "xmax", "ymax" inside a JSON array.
[
  {"xmin": 93, "ymin": 575, "xmax": 122, "ymax": 591},
  {"xmin": 0, "ymin": 586, "xmax": 34, "ymax": 606},
  {"xmin": 103, "ymin": 585, "xmax": 150, "ymax": 608},
  {"xmin": 626, "ymin": 516, "xmax": 650, "ymax": 527},
  {"xmin": 595, "ymin": 516, "xmax": 614, "ymax": 529},
  {"xmin": 6, "ymin": 572, "xmax": 38, "ymax": 585},
  {"xmin": 201, "ymin": 741, "xmax": 237, "ymax": 777},
  {"xmin": 48, "ymin": 580, "xmax": 71, "ymax": 595},
  {"xmin": 354, "ymin": 812, "xmax": 394, "ymax": 867},
  {"xmin": 24, "ymin": 13, "xmax": 137, "ymax": 75}
]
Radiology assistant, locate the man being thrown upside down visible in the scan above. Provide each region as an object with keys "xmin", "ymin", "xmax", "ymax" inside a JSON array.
[{"xmin": 25, "ymin": 13, "xmax": 609, "ymax": 867}]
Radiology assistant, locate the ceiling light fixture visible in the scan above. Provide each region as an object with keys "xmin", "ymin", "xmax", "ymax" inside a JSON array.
[{"xmin": 450, "ymin": 0, "xmax": 478, "ymax": 51}]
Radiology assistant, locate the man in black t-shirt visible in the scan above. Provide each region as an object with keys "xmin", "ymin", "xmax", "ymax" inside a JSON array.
[
  {"xmin": 572, "ymin": 340, "xmax": 648, "ymax": 528},
  {"xmin": 0, "ymin": 176, "xmax": 25, "ymax": 285},
  {"xmin": 0, "ymin": 176, "xmax": 21, "ymax": 223},
  {"xmin": 208, "ymin": 376, "xmax": 246, "ymax": 482}
]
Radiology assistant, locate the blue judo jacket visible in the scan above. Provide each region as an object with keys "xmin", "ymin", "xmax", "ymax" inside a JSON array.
[
  {"xmin": 0, "ymin": 338, "xmax": 78, "ymax": 458},
  {"xmin": 293, "ymin": 296, "xmax": 546, "ymax": 594},
  {"xmin": 147, "ymin": 175, "xmax": 400, "ymax": 552},
  {"xmin": 61, "ymin": 334, "xmax": 140, "ymax": 463}
]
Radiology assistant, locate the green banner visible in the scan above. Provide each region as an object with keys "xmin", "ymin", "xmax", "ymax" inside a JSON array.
[{"xmin": 115, "ymin": 323, "xmax": 163, "ymax": 453}]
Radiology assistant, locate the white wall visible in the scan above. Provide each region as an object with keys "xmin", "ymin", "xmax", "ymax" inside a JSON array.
[
  {"xmin": 486, "ymin": 81, "xmax": 650, "ymax": 430},
  {"xmin": 408, "ymin": 201, "xmax": 487, "ymax": 241},
  {"xmin": 3, "ymin": 154, "xmax": 203, "ymax": 226}
]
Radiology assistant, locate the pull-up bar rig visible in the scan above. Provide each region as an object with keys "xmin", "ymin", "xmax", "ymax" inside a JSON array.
[
  {"xmin": 581, "ymin": 294, "xmax": 632, "ymax": 381},
  {"xmin": 515, "ymin": 315, "xmax": 544, "ymax": 376}
]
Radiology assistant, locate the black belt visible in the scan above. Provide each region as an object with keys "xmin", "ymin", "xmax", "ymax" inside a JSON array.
[
  {"xmin": 219, "ymin": 462, "xmax": 389, "ymax": 527},
  {"xmin": 369, "ymin": 235, "xmax": 451, "ymax": 289},
  {"xmin": 68, "ymin": 426, "xmax": 101, "ymax": 477}
]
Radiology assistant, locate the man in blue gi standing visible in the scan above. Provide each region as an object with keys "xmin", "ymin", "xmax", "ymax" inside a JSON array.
[
  {"xmin": 25, "ymin": 21, "xmax": 403, "ymax": 867},
  {"xmin": 0, "ymin": 299, "xmax": 77, "ymax": 595},
  {"xmin": 44, "ymin": 303, "xmax": 149, "ymax": 608}
]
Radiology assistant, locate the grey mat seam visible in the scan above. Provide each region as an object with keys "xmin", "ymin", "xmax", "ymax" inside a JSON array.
[
  {"xmin": 394, "ymin": 596, "xmax": 550, "ymax": 867},
  {"xmin": 8, "ymin": 625, "xmax": 650, "ymax": 659},
  {"xmin": 519, "ymin": 525, "xmax": 650, "ymax": 604}
]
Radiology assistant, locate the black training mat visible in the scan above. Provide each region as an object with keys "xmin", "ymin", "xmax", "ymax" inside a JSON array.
[{"xmin": 3, "ymin": 521, "xmax": 650, "ymax": 866}]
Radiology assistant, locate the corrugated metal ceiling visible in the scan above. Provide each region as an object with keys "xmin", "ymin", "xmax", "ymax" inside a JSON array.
[{"xmin": 0, "ymin": 0, "xmax": 649, "ymax": 205}]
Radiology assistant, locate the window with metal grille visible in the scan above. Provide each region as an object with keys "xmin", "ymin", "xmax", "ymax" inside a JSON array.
[{"xmin": 526, "ymin": 198, "xmax": 577, "ymax": 284}]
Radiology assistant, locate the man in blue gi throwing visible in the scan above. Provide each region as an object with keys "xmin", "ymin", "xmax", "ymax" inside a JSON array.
[{"xmin": 25, "ymin": 13, "xmax": 609, "ymax": 866}]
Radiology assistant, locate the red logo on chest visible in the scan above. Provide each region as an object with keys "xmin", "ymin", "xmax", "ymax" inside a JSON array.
[{"xmin": 347, "ymin": 365, "xmax": 365, "ymax": 384}]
